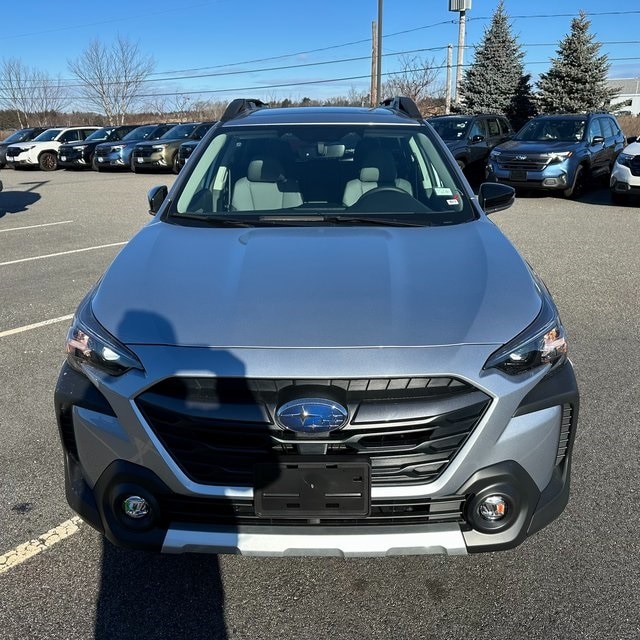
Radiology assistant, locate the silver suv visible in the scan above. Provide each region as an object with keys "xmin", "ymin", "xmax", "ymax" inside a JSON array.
[{"xmin": 56, "ymin": 97, "xmax": 579, "ymax": 557}]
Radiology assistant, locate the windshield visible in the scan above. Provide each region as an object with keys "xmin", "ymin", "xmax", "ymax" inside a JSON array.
[
  {"xmin": 428, "ymin": 117, "xmax": 471, "ymax": 140},
  {"xmin": 34, "ymin": 129, "xmax": 63, "ymax": 142},
  {"xmin": 161, "ymin": 123, "xmax": 198, "ymax": 140},
  {"xmin": 85, "ymin": 127, "xmax": 115, "ymax": 142},
  {"xmin": 122, "ymin": 125, "xmax": 156, "ymax": 141},
  {"xmin": 172, "ymin": 124, "xmax": 474, "ymax": 226},
  {"xmin": 193, "ymin": 122, "xmax": 215, "ymax": 140},
  {"xmin": 515, "ymin": 118, "xmax": 586, "ymax": 142},
  {"xmin": 3, "ymin": 129, "xmax": 36, "ymax": 144}
]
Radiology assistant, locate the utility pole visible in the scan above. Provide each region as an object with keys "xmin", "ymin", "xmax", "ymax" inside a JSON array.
[
  {"xmin": 371, "ymin": 21, "xmax": 378, "ymax": 107},
  {"xmin": 376, "ymin": 0, "xmax": 383, "ymax": 104},
  {"xmin": 449, "ymin": 0, "xmax": 471, "ymax": 106},
  {"xmin": 445, "ymin": 44, "xmax": 453, "ymax": 114}
]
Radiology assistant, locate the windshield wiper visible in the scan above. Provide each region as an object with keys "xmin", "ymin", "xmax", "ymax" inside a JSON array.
[
  {"xmin": 323, "ymin": 215, "xmax": 428, "ymax": 227},
  {"xmin": 173, "ymin": 214, "xmax": 255, "ymax": 227}
]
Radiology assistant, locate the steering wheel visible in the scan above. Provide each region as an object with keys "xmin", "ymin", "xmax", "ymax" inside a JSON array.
[{"xmin": 359, "ymin": 186, "xmax": 409, "ymax": 199}]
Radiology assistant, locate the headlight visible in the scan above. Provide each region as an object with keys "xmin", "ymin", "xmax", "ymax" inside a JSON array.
[
  {"xmin": 66, "ymin": 289, "xmax": 143, "ymax": 376},
  {"xmin": 111, "ymin": 145, "xmax": 124, "ymax": 152},
  {"xmin": 489, "ymin": 150, "xmax": 502, "ymax": 160},
  {"xmin": 616, "ymin": 153, "xmax": 634, "ymax": 167},
  {"xmin": 151, "ymin": 145, "xmax": 165, "ymax": 151},
  {"xmin": 546, "ymin": 151, "xmax": 573, "ymax": 164},
  {"xmin": 484, "ymin": 277, "xmax": 568, "ymax": 375},
  {"xmin": 75, "ymin": 145, "xmax": 87, "ymax": 151}
]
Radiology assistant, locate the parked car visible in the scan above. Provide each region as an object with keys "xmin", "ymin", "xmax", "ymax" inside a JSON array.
[
  {"xmin": 487, "ymin": 113, "xmax": 625, "ymax": 198},
  {"xmin": 5, "ymin": 126, "xmax": 99, "ymax": 171},
  {"xmin": 176, "ymin": 121, "xmax": 217, "ymax": 170},
  {"xmin": 93, "ymin": 124, "xmax": 177, "ymax": 171},
  {"xmin": 57, "ymin": 96, "xmax": 579, "ymax": 557},
  {"xmin": 0, "ymin": 127, "xmax": 47, "ymax": 168},
  {"xmin": 58, "ymin": 125, "xmax": 140, "ymax": 170},
  {"xmin": 610, "ymin": 138, "xmax": 640, "ymax": 204},
  {"xmin": 427, "ymin": 114, "xmax": 513, "ymax": 179},
  {"xmin": 131, "ymin": 122, "xmax": 203, "ymax": 173}
]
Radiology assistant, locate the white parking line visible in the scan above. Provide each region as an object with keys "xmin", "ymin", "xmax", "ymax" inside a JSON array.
[
  {"xmin": 0, "ymin": 220, "xmax": 73, "ymax": 233},
  {"xmin": 0, "ymin": 241, "xmax": 126, "ymax": 267},
  {"xmin": 0, "ymin": 517, "xmax": 82, "ymax": 575},
  {"xmin": 0, "ymin": 314, "xmax": 74, "ymax": 338}
]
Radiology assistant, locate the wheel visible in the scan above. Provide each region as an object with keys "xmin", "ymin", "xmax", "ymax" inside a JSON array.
[
  {"xmin": 131, "ymin": 155, "xmax": 138, "ymax": 173},
  {"xmin": 171, "ymin": 152, "xmax": 180, "ymax": 174},
  {"xmin": 563, "ymin": 165, "xmax": 585, "ymax": 199},
  {"xmin": 91, "ymin": 155, "xmax": 99, "ymax": 171},
  {"xmin": 456, "ymin": 159, "xmax": 466, "ymax": 172},
  {"xmin": 38, "ymin": 151, "xmax": 58, "ymax": 171}
]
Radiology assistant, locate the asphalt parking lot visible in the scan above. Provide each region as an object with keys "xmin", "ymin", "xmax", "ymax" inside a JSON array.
[{"xmin": 1, "ymin": 168, "xmax": 639, "ymax": 640}]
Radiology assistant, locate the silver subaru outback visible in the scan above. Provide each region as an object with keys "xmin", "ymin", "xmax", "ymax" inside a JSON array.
[{"xmin": 55, "ymin": 97, "xmax": 579, "ymax": 557}]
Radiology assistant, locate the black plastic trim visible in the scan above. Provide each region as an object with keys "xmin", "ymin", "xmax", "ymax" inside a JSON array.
[
  {"xmin": 54, "ymin": 362, "xmax": 116, "ymax": 417},
  {"xmin": 513, "ymin": 360, "xmax": 579, "ymax": 418}
]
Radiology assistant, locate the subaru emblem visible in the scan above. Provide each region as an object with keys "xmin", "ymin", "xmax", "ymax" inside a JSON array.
[{"xmin": 276, "ymin": 398, "xmax": 348, "ymax": 433}]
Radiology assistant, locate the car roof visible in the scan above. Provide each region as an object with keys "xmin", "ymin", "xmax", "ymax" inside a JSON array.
[{"xmin": 219, "ymin": 105, "xmax": 422, "ymax": 127}]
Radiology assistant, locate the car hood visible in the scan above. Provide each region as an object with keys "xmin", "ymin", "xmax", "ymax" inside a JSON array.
[
  {"xmin": 495, "ymin": 140, "xmax": 581, "ymax": 155},
  {"xmin": 9, "ymin": 140, "xmax": 60, "ymax": 149},
  {"xmin": 443, "ymin": 139, "xmax": 466, "ymax": 151},
  {"xmin": 92, "ymin": 219, "xmax": 542, "ymax": 348},
  {"xmin": 136, "ymin": 138, "xmax": 183, "ymax": 147},
  {"xmin": 621, "ymin": 141, "xmax": 640, "ymax": 155}
]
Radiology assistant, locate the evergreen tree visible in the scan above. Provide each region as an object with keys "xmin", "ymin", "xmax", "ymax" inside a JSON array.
[
  {"xmin": 458, "ymin": 0, "xmax": 535, "ymax": 127},
  {"xmin": 537, "ymin": 11, "xmax": 618, "ymax": 113}
]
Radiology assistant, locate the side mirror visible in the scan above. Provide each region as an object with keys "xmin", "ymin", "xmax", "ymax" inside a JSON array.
[
  {"xmin": 147, "ymin": 185, "xmax": 168, "ymax": 215},
  {"xmin": 470, "ymin": 134, "xmax": 485, "ymax": 144},
  {"xmin": 591, "ymin": 135, "xmax": 605, "ymax": 146},
  {"xmin": 478, "ymin": 182, "xmax": 515, "ymax": 215}
]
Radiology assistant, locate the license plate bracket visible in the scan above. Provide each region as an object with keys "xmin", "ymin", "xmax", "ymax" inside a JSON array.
[
  {"xmin": 510, "ymin": 170, "xmax": 527, "ymax": 181},
  {"xmin": 254, "ymin": 458, "xmax": 371, "ymax": 518}
]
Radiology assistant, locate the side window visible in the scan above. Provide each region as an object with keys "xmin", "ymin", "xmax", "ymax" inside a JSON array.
[
  {"xmin": 469, "ymin": 119, "xmax": 485, "ymax": 140},
  {"xmin": 486, "ymin": 118, "xmax": 501, "ymax": 137},
  {"xmin": 499, "ymin": 118, "xmax": 512, "ymax": 135},
  {"xmin": 587, "ymin": 119, "xmax": 603, "ymax": 140},
  {"xmin": 60, "ymin": 130, "xmax": 80, "ymax": 143}
]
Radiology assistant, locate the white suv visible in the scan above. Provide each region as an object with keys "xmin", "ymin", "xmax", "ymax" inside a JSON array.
[
  {"xmin": 610, "ymin": 138, "xmax": 640, "ymax": 204},
  {"xmin": 5, "ymin": 126, "xmax": 99, "ymax": 171}
]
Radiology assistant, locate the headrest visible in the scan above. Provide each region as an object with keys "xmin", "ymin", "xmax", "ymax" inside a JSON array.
[
  {"xmin": 247, "ymin": 157, "xmax": 285, "ymax": 182},
  {"xmin": 359, "ymin": 150, "xmax": 397, "ymax": 183}
]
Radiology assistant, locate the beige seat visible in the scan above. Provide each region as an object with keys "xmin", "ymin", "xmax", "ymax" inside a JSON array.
[
  {"xmin": 342, "ymin": 149, "xmax": 413, "ymax": 207},
  {"xmin": 231, "ymin": 157, "xmax": 303, "ymax": 211}
]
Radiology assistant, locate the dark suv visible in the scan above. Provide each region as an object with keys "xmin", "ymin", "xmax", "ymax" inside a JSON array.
[
  {"xmin": 428, "ymin": 114, "xmax": 513, "ymax": 178},
  {"xmin": 131, "ymin": 122, "xmax": 203, "ymax": 173},
  {"xmin": 487, "ymin": 113, "xmax": 625, "ymax": 198},
  {"xmin": 57, "ymin": 96, "xmax": 579, "ymax": 557},
  {"xmin": 58, "ymin": 125, "xmax": 140, "ymax": 170}
]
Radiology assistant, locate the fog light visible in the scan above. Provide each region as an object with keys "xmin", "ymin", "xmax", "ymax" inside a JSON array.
[
  {"xmin": 542, "ymin": 177, "xmax": 559, "ymax": 187},
  {"xmin": 478, "ymin": 495, "xmax": 508, "ymax": 521},
  {"xmin": 122, "ymin": 495, "xmax": 151, "ymax": 519}
]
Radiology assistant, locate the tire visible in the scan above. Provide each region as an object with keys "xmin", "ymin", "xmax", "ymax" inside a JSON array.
[
  {"xmin": 38, "ymin": 151, "xmax": 58, "ymax": 171},
  {"xmin": 171, "ymin": 152, "xmax": 180, "ymax": 174},
  {"xmin": 563, "ymin": 165, "xmax": 585, "ymax": 199},
  {"xmin": 456, "ymin": 159, "xmax": 466, "ymax": 172},
  {"xmin": 131, "ymin": 156, "xmax": 138, "ymax": 173},
  {"xmin": 91, "ymin": 155, "xmax": 99, "ymax": 171}
]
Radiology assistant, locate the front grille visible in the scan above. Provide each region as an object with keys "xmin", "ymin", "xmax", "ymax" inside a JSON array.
[
  {"xmin": 136, "ymin": 377, "xmax": 491, "ymax": 487},
  {"xmin": 6, "ymin": 147, "xmax": 21, "ymax": 158},
  {"xmin": 497, "ymin": 156, "xmax": 548, "ymax": 172},
  {"xmin": 58, "ymin": 146, "xmax": 81, "ymax": 160},
  {"xmin": 133, "ymin": 147, "xmax": 154, "ymax": 158},
  {"xmin": 160, "ymin": 494, "xmax": 467, "ymax": 527},
  {"xmin": 630, "ymin": 156, "xmax": 640, "ymax": 177}
]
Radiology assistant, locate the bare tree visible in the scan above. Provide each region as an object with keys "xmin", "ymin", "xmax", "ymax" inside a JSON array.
[
  {"xmin": 0, "ymin": 58, "xmax": 67, "ymax": 126},
  {"xmin": 381, "ymin": 55, "xmax": 444, "ymax": 114},
  {"xmin": 68, "ymin": 37, "xmax": 155, "ymax": 125}
]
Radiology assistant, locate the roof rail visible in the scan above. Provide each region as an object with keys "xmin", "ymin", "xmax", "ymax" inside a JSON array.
[
  {"xmin": 379, "ymin": 96, "xmax": 422, "ymax": 120},
  {"xmin": 220, "ymin": 98, "xmax": 269, "ymax": 122}
]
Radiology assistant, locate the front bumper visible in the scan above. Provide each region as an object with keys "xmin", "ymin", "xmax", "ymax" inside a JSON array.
[
  {"xmin": 487, "ymin": 161, "xmax": 572, "ymax": 191},
  {"xmin": 610, "ymin": 163, "xmax": 640, "ymax": 195},
  {"xmin": 55, "ymin": 351, "xmax": 579, "ymax": 556}
]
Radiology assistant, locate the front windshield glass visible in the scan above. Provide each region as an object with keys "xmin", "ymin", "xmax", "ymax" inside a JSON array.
[
  {"xmin": 4, "ymin": 129, "xmax": 35, "ymax": 144},
  {"xmin": 161, "ymin": 123, "xmax": 198, "ymax": 139},
  {"xmin": 34, "ymin": 129, "xmax": 63, "ymax": 142},
  {"xmin": 172, "ymin": 124, "xmax": 474, "ymax": 226},
  {"xmin": 428, "ymin": 117, "xmax": 471, "ymax": 140},
  {"xmin": 85, "ymin": 127, "xmax": 114, "ymax": 142},
  {"xmin": 122, "ymin": 125, "xmax": 156, "ymax": 141},
  {"xmin": 515, "ymin": 118, "xmax": 586, "ymax": 142}
]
